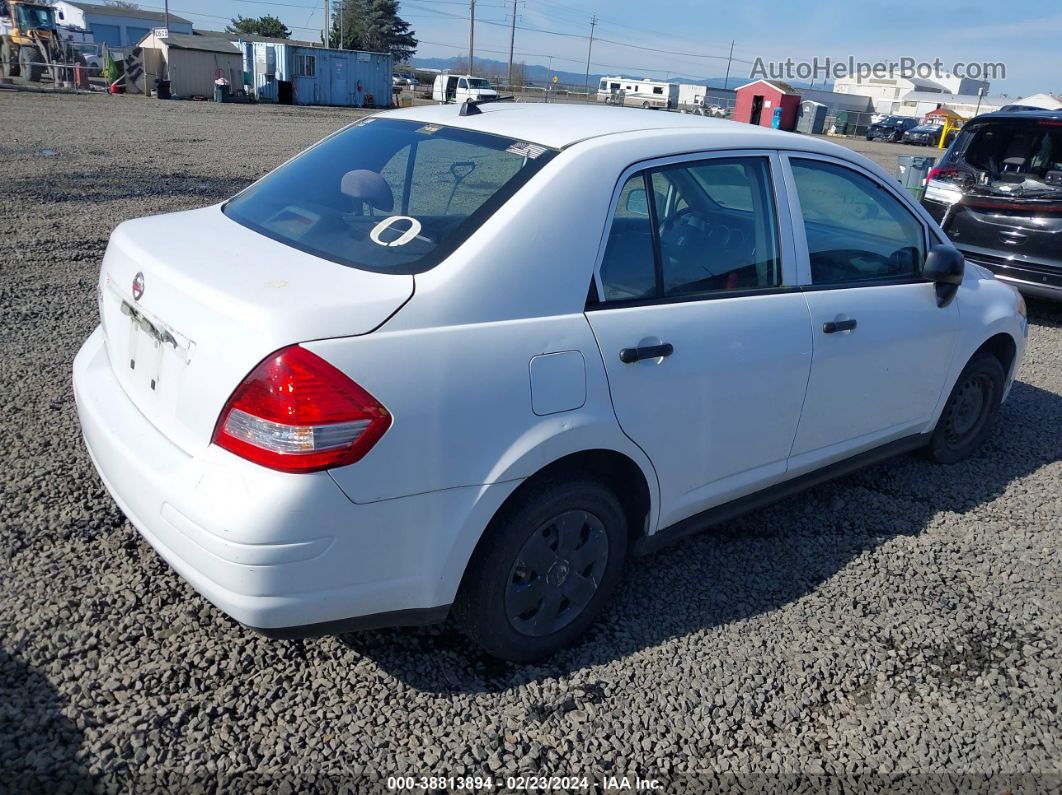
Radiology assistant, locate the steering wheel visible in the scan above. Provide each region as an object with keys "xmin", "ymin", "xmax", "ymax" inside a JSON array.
[{"xmin": 659, "ymin": 207, "xmax": 714, "ymax": 267}]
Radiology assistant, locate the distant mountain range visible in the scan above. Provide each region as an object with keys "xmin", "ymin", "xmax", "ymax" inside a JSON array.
[{"xmin": 409, "ymin": 55, "xmax": 829, "ymax": 90}]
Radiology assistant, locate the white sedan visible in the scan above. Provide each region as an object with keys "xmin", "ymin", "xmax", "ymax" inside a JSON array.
[{"xmin": 74, "ymin": 102, "xmax": 1027, "ymax": 661}]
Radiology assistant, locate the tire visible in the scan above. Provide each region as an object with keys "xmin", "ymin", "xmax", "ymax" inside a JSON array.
[
  {"xmin": 19, "ymin": 46, "xmax": 42, "ymax": 82},
  {"xmin": 453, "ymin": 475, "xmax": 628, "ymax": 662},
  {"xmin": 641, "ymin": 101, "xmax": 650, "ymax": 109},
  {"xmin": 926, "ymin": 351, "xmax": 1006, "ymax": 464},
  {"xmin": 0, "ymin": 39, "xmax": 18, "ymax": 78}
]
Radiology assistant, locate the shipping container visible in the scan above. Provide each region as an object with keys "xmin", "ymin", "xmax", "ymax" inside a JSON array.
[{"xmin": 250, "ymin": 41, "xmax": 392, "ymax": 108}]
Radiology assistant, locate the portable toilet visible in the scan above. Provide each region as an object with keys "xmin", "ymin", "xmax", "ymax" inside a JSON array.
[{"xmin": 797, "ymin": 101, "xmax": 828, "ymax": 134}]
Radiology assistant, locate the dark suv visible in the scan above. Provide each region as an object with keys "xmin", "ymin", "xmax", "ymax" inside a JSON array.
[
  {"xmin": 865, "ymin": 116, "xmax": 918, "ymax": 142},
  {"xmin": 922, "ymin": 110, "xmax": 1062, "ymax": 300}
]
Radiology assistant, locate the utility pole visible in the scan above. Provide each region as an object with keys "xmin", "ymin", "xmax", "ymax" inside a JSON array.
[
  {"xmin": 323, "ymin": 0, "xmax": 330, "ymax": 48},
  {"xmin": 723, "ymin": 39, "xmax": 734, "ymax": 89},
  {"xmin": 339, "ymin": 0, "xmax": 343, "ymax": 49},
  {"xmin": 583, "ymin": 14, "xmax": 597, "ymax": 98},
  {"xmin": 468, "ymin": 0, "xmax": 475, "ymax": 74},
  {"xmin": 506, "ymin": 0, "xmax": 516, "ymax": 88},
  {"xmin": 163, "ymin": 0, "xmax": 169, "ymax": 31}
]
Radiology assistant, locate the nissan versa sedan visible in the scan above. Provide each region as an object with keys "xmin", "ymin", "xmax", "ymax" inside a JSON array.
[{"xmin": 74, "ymin": 103, "xmax": 1027, "ymax": 661}]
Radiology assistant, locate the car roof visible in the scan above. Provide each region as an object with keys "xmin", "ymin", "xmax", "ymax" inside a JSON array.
[
  {"xmin": 966, "ymin": 109, "xmax": 1062, "ymax": 124},
  {"xmin": 381, "ymin": 102, "xmax": 802, "ymax": 150}
]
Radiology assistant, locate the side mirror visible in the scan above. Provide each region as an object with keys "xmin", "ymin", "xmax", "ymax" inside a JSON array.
[
  {"xmin": 625, "ymin": 188, "xmax": 649, "ymax": 216},
  {"xmin": 923, "ymin": 244, "xmax": 965, "ymax": 307}
]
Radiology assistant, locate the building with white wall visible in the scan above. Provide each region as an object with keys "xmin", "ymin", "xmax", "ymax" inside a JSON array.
[
  {"xmin": 896, "ymin": 91, "xmax": 1006, "ymax": 119},
  {"xmin": 1014, "ymin": 93, "xmax": 1062, "ymax": 110},
  {"xmin": 834, "ymin": 72, "xmax": 990, "ymax": 116},
  {"xmin": 52, "ymin": 1, "xmax": 192, "ymax": 50}
]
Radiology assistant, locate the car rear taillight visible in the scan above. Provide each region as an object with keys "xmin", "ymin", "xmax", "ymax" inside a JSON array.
[
  {"xmin": 927, "ymin": 166, "xmax": 963, "ymax": 183},
  {"xmin": 212, "ymin": 345, "xmax": 391, "ymax": 473}
]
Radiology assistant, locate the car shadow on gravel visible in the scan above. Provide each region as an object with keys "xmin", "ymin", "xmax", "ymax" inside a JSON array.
[
  {"xmin": 1028, "ymin": 298, "xmax": 1062, "ymax": 327},
  {"xmin": 338, "ymin": 379, "xmax": 1062, "ymax": 694},
  {"xmin": 0, "ymin": 648, "xmax": 92, "ymax": 790}
]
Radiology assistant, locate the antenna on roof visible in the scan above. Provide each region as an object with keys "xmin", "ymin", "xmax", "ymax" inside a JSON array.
[{"xmin": 459, "ymin": 95, "xmax": 515, "ymax": 116}]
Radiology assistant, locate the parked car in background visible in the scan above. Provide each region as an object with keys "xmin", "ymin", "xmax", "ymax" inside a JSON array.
[
  {"xmin": 903, "ymin": 124, "xmax": 957, "ymax": 147},
  {"xmin": 923, "ymin": 110, "xmax": 1062, "ymax": 300},
  {"xmin": 866, "ymin": 116, "xmax": 919, "ymax": 142},
  {"xmin": 74, "ymin": 104, "xmax": 1027, "ymax": 662},
  {"xmin": 432, "ymin": 73, "xmax": 498, "ymax": 104},
  {"xmin": 70, "ymin": 41, "xmax": 100, "ymax": 70}
]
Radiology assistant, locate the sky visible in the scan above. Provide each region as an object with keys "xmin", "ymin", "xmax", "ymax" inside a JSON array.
[{"xmin": 156, "ymin": 0, "xmax": 1060, "ymax": 97}]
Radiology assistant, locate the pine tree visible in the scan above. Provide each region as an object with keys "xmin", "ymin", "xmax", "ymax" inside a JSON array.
[{"xmin": 330, "ymin": 0, "xmax": 416, "ymax": 61}]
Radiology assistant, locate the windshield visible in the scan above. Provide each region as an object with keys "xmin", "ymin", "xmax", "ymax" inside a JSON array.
[
  {"xmin": 223, "ymin": 118, "xmax": 555, "ymax": 274},
  {"xmin": 15, "ymin": 4, "xmax": 54, "ymax": 29},
  {"xmin": 468, "ymin": 78, "xmax": 492, "ymax": 89}
]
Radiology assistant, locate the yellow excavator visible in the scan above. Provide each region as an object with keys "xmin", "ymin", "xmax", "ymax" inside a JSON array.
[{"xmin": 0, "ymin": 0, "xmax": 75, "ymax": 82}]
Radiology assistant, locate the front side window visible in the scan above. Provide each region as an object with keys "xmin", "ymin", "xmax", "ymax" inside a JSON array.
[
  {"xmin": 223, "ymin": 119, "xmax": 556, "ymax": 274},
  {"xmin": 598, "ymin": 157, "xmax": 781, "ymax": 303},
  {"xmin": 790, "ymin": 158, "xmax": 925, "ymax": 284}
]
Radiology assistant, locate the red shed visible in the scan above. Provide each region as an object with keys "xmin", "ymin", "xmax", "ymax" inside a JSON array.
[{"xmin": 733, "ymin": 79, "xmax": 801, "ymax": 131}]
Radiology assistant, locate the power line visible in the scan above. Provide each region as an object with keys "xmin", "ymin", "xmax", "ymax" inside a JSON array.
[{"xmin": 402, "ymin": 0, "xmax": 755, "ymax": 64}]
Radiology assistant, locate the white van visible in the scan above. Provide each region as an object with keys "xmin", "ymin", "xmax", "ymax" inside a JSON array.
[{"xmin": 432, "ymin": 74, "xmax": 499, "ymax": 104}]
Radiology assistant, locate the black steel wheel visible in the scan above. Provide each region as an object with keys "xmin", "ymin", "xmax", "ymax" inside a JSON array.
[
  {"xmin": 454, "ymin": 474, "xmax": 628, "ymax": 662},
  {"xmin": 927, "ymin": 351, "xmax": 1005, "ymax": 464},
  {"xmin": 505, "ymin": 510, "xmax": 610, "ymax": 638}
]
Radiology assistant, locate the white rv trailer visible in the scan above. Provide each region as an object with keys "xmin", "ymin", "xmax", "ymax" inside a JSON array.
[{"xmin": 596, "ymin": 75, "xmax": 678, "ymax": 109}]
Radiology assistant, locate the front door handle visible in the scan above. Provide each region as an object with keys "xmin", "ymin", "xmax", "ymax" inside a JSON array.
[
  {"xmin": 619, "ymin": 343, "xmax": 674, "ymax": 363},
  {"xmin": 823, "ymin": 319, "xmax": 857, "ymax": 334}
]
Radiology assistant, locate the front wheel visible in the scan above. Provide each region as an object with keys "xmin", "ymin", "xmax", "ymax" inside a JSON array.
[
  {"xmin": 454, "ymin": 476, "xmax": 628, "ymax": 662},
  {"xmin": 926, "ymin": 352, "xmax": 1005, "ymax": 464},
  {"xmin": 19, "ymin": 45, "xmax": 42, "ymax": 82}
]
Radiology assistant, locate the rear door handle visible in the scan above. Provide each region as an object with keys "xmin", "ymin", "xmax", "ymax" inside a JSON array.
[
  {"xmin": 823, "ymin": 319, "xmax": 857, "ymax": 334},
  {"xmin": 619, "ymin": 343, "xmax": 674, "ymax": 363}
]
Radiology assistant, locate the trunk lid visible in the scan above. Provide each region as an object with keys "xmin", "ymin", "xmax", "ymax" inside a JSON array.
[
  {"xmin": 942, "ymin": 193, "xmax": 1062, "ymax": 270},
  {"xmin": 97, "ymin": 205, "xmax": 413, "ymax": 455}
]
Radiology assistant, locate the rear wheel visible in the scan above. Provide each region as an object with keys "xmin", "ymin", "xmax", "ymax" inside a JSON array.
[
  {"xmin": 926, "ymin": 352, "xmax": 1005, "ymax": 464},
  {"xmin": 641, "ymin": 101, "xmax": 650, "ymax": 109},
  {"xmin": 454, "ymin": 475, "xmax": 628, "ymax": 662}
]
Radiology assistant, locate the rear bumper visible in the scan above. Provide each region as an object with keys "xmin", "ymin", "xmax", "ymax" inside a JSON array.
[
  {"xmin": 73, "ymin": 326, "xmax": 507, "ymax": 633},
  {"xmin": 963, "ymin": 254, "xmax": 1062, "ymax": 301}
]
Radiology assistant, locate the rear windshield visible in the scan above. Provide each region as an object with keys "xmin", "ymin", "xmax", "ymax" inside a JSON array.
[
  {"xmin": 223, "ymin": 118, "xmax": 556, "ymax": 274},
  {"xmin": 951, "ymin": 119, "xmax": 1062, "ymax": 179}
]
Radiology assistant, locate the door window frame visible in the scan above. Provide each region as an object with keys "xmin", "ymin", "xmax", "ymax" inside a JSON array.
[
  {"xmin": 589, "ymin": 149, "xmax": 799, "ymax": 310},
  {"xmin": 779, "ymin": 152, "xmax": 944, "ymax": 289}
]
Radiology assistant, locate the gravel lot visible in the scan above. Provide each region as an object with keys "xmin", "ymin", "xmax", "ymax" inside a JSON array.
[{"xmin": 1, "ymin": 92, "xmax": 1060, "ymax": 793}]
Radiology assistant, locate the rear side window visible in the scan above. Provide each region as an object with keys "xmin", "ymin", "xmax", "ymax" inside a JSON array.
[
  {"xmin": 223, "ymin": 119, "xmax": 555, "ymax": 274},
  {"xmin": 791, "ymin": 159, "xmax": 925, "ymax": 284},
  {"xmin": 597, "ymin": 157, "xmax": 781, "ymax": 303}
]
